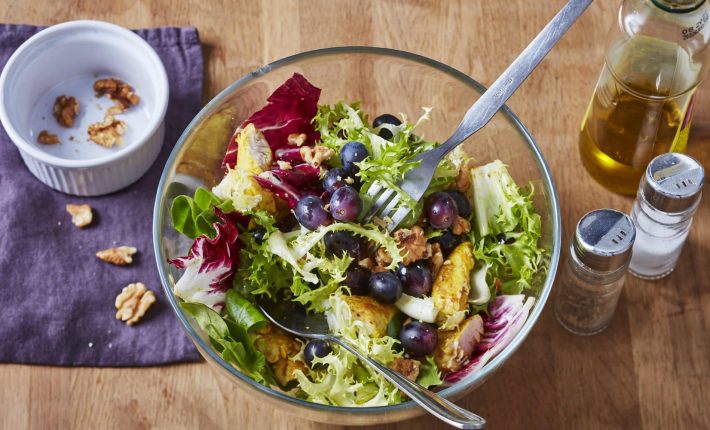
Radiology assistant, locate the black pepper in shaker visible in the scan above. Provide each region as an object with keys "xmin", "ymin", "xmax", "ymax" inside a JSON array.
[{"xmin": 554, "ymin": 209, "xmax": 636, "ymax": 335}]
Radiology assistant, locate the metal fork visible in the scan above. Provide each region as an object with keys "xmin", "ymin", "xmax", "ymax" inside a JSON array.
[{"xmin": 362, "ymin": 0, "xmax": 593, "ymax": 230}]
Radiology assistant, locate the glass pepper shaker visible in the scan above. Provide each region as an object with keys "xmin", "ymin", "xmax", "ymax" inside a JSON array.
[
  {"xmin": 554, "ymin": 209, "xmax": 636, "ymax": 335},
  {"xmin": 629, "ymin": 153, "xmax": 705, "ymax": 279}
]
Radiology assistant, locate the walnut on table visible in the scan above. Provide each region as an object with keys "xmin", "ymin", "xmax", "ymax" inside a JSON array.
[
  {"xmin": 37, "ymin": 130, "xmax": 60, "ymax": 145},
  {"xmin": 65, "ymin": 204, "xmax": 93, "ymax": 228},
  {"xmin": 53, "ymin": 95, "xmax": 79, "ymax": 128},
  {"xmin": 96, "ymin": 246, "xmax": 137, "ymax": 266},
  {"xmin": 87, "ymin": 115, "xmax": 126, "ymax": 148},
  {"xmin": 115, "ymin": 282, "xmax": 156, "ymax": 326}
]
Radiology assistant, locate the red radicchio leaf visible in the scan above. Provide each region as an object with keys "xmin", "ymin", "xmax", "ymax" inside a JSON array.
[
  {"xmin": 168, "ymin": 209, "xmax": 243, "ymax": 311},
  {"xmin": 269, "ymin": 164, "xmax": 322, "ymax": 188},
  {"xmin": 254, "ymin": 172, "xmax": 303, "ymax": 209},
  {"xmin": 442, "ymin": 295, "xmax": 535, "ymax": 384},
  {"xmin": 222, "ymin": 73, "xmax": 321, "ymax": 168},
  {"xmin": 274, "ymin": 147, "xmax": 305, "ymax": 164}
]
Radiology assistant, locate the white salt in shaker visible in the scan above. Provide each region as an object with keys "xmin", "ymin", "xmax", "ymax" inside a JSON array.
[{"xmin": 629, "ymin": 153, "xmax": 704, "ymax": 280}]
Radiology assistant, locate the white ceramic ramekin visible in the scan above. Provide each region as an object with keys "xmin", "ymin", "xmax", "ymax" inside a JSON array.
[{"xmin": 0, "ymin": 20, "xmax": 169, "ymax": 196}]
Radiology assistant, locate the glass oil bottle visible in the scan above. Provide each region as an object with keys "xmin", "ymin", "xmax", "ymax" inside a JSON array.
[{"xmin": 579, "ymin": 0, "xmax": 710, "ymax": 195}]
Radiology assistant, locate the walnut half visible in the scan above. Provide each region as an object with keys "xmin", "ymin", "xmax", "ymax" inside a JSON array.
[
  {"xmin": 94, "ymin": 78, "xmax": 140, "ymax": 109},
  {"xmin": 115, "ymin": 282, "xmax": 156, "ymax": 326},
  {"xmin": 300, "ymin": 145, "xmax": 334, "ymax": 167},
  {"xmin": 65, "ymin": 204, "xmax": 93, "ymax": 228},
  {"xmin": 37, "ymin": 130, "xmax": 60, "ymax": 145},
  {"xmin": 394, "ymin": 225, "xmax": 430, "ymax": 265},
  {"xmin": 96, "ymin": 246, "xmax": 137, "ymax": 266},
  {"xmin": 53, "ymin": 95, "xmax": 79, "ymax": 128},
  {"xmin": 88, "ymin": 115, "xmax": 126, "ymax": 148}
]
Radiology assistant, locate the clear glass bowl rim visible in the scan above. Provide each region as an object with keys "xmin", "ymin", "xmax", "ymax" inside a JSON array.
[{"xmin": 152, "ymin": 46, "xmax": 562, "ymax": 416}]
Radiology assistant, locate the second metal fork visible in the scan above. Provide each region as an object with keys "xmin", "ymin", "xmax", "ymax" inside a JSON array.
[{"xmin": 362, "ymin": 0, "xmax": 593, "ymax": 230}]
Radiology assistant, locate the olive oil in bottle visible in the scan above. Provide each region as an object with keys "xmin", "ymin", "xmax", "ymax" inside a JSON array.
[{"xmin": 579, "ymin": 0, "xmax": 709, "ymax": 195}]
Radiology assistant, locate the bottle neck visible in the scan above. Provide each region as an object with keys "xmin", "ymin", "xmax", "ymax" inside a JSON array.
[{"xmin": 650, "ymin": 0, "xmax": 707, "ymax": 13}]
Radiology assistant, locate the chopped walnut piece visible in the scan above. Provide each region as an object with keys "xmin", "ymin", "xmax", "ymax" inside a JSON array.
[
  {"xmin": 94, "ymin": 78, "xmax": 140, "ymax": 109},
  {"xmin": 115, "ymin": 282, "xmax": 156, "ymax": 326},
  {"xmin": 88, "ymin": 115, "xmax": 126, "ymax": 148},
  {"xmin": 394, "ymin": 225, "xmax": 430, "ymax": 265},
  {"xmin": 287, "ymin": 133, "xmax": 307, "ymax": 146},
  {"xmin": 300, "ymin": 145, "xmax": 334, "ymax": 167},
  {"xmin": 53, "ymin": 95, "xmax": 79, "ymax": 128},
  {"xmin": 37, "ymin": 130, "xmax": 60, "ymax": 145},
  {"xmin": 65, "ymin": 204, "xmax": 93, "ymax": 228},
  {"xmin": 390, "ymin": 357, "xmax": 421, "ymax": 381},
  {"xmin": 96, "ymin": 246, "xmax": 137, "ymax": 266},
  {"xmin": 455, "ymin": 159, "xmax": 477, "ymax": 192},
  {"xmin": 358, "ymin": 258, "xmax": 374, "ymax": 270},
  {"xmin": 452, "ymin": 216, "xmax": 471, "ymax": 235},
  {"xmin": 372, "ymin": 265, "xmax": 389, "ymax": 273},
  {"xmin": 277, "ymin": 160, "xmax": 293, "ymax": 170},
  {"xmin": 430, "ymin": 243, "xmax": 444, "ymax": 278},
  {"xmin": 375, "ymin": 247, "xmax": 393, "ymax": 268}
]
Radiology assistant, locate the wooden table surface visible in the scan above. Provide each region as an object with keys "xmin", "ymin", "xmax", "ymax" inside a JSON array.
[{"xmin": 2, "ymin": 1, "xmax": 709, "ymax": 429}]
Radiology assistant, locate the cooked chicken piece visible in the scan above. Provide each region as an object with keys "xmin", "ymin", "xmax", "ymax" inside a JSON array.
[
  {"xmin": 431, "ymin": 242, "xmax": 475, "ymax": 325},
  {"xmin": 212, "ymin": 123, "xmax": 278, "ymax": 214},
  {"xmin": 390, "ymin": 357, "xmax": 421, "ymax": 381},
  {"xmin": 340, "ymin": 295, "xmax": 397, "ymax": 338},
  {"xmin": 253, "ymin": 323, "xmax": 305, "ymax": 386},
  {"xmin": 435, "ymin": 314, "xmax": 484, "ymax": 373},
  {"xmin": 272, "ymin": 357, "xmax": 308, "ymax": 387}
]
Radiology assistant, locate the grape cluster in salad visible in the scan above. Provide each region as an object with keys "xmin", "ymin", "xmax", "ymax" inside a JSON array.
[{"xmin": 168, "ymin": 74, "xmax": 547, "ymax": 407}]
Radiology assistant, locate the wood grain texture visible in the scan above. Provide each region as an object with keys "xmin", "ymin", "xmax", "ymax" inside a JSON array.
[{"xmin": 1, "ymin": 1, "xmax": 708, "ymax": 429}]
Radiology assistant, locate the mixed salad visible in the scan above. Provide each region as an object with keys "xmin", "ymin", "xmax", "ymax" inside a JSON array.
[{"xmin": 168, "ymin": 73, "xmax": 547, "ymax": 406}]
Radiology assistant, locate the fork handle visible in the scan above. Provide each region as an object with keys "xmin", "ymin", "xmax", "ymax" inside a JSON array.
[
  {"xmin": 328, "ymin": 335, "xmax": 486, "ymax": 429},
  {"xmin": 435, "ymin": 0, "xmax": 593, "ymax": 157}
]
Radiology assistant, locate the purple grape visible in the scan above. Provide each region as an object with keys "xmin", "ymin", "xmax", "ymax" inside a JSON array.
[
  {"xmin": 344, "ymin": 266, "xmax": 370, "ymax": 296},
  {"xmin": 329, "ymin": 186, "xmax": 363, "ymax": 222},
  {"xmin": 426, "ymin": 192, "xmax": 458, "ymax": 229},
  {"xmin": 294, "ymin": 195, "xmax": 331, "ymax": 231},
  {"xmin": 396, "ymin": 261, "xmax": 432, "ymax": 297},
  {"xmin": 322, "ymin": 167, "xmax": 348, "ymax": 194},
  {"xmin": 430, "ymin": 230, "xmax": 462, "ymax": 257},
  {"xmin": 304, "ymin": 339, "xmax": 331, "ymax": 370},
  {"xmin": 323, "ymin": 231, "xmax": 367, "ymax": 260},
  {"xmin": 373, "ymin": 113, "xmax": 401, "ymax": 140},
  {"xmin": 340, "ymin": 141, "xmax": 369, "ymax": 173},
  {"xmin": 444, "ymin": 189, "xmax": 472, "ymax": 219},
  {"xmin": 369, "ymin": 272, "xmax": 403, "ymax": 304},
  {"xmin": 399, "ymin": 321, "xmax": 438, "ymax": 357}
]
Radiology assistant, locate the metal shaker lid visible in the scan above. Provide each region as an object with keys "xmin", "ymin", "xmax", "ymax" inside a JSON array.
[
  {"xmin": 641, "ymin": 153, "xmax": 704, "ymax": 213},
  {"xmin": 573, "ymin": 209, "xmax": 636, "ymax": 272}
]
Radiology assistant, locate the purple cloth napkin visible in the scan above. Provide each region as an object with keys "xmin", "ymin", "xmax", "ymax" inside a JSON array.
[{"xmin": 0, "ymin": 24, "xmax": 202, "ymax": 366}]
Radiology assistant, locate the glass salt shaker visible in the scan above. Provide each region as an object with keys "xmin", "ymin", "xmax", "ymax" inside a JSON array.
[
  {"xmin": 629, "ymin": 153, "xmax": 705, "ymax": 279},
  {"xmin": 554, "ymin": 209, "xmax": 636, "ymax": 335}
]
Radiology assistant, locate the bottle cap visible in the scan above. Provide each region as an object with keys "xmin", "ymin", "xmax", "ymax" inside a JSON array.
[
  {"xmin": 573, "ymin": 209, "xmax": 636, "ymax": 272},
  {"xmin": 641, "ymin": 153, "xmax": 704, "ymax": 213}
]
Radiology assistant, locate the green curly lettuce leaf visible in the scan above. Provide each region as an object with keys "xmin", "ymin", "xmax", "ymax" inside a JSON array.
[
  {"xmin": 293, "ymin": 295, "xmax": 403, "ymax": 406},
  {"xmin": 469, "ymin": 161, "xmax": 547, "ymax": 294},
  {"xmin": 314, "ymin": 103, "xmax": 457, "ymax": 213}
]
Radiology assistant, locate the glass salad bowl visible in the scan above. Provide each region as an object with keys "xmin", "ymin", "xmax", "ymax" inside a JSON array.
[{"xmin": 153, "ymin": 47, "xmax": 561, "ymax": 426}]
